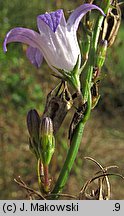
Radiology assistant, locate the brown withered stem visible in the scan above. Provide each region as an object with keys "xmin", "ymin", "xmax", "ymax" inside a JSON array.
[
  {"xmin": 79, "ymin": 157, "xmax": 124, "ymax": 200},
  {"xmin": 41, "ymin": 81, "xmax": 73, "ymax": 134},
  {"xmin": 14, "ymin": 156, "xmax": 124, "ymax": 200},
  {"xmin": 14, "ymin": 176, "xmax": 77, "ymax": 200},
  {"xmin": 14, "ymin": 176, "xmax": 46, "ymax": 200}
]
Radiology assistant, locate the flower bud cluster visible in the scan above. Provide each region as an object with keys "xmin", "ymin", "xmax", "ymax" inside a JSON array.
[{"xmin": 27, "ymin": 109, "xmax": 55, "ymax": 165}]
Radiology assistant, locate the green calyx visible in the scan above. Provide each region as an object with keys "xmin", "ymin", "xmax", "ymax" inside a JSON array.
[
  {"xmin": 39, "ymin": 135, "xmax": 55, "ymax": 165},
  {"xmin": 39, "ymin": 117, "xmax": 55, "ymax": 166},
  {"xmin": 53, "ymin": 55, "xmax": 83, "ymax": 92}
]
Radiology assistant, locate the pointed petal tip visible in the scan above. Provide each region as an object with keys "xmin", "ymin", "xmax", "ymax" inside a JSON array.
[
  {"xmin": 3, "ymin": 29, "xmax": 15, "ymax": 53},
  {"xmin": 67, "ymin": 3, "xmax": 105, "ymax": 32},
  {"xmin": 3, "ymin": 46, "xmax": 7, "ymax": 53},
  {"xmin": 83, "ymin": 3, "xmax": 105, "ymax": 16},
  {"xmin": 3, "ymin": 35, "xmax": 8, "ymax": 53}
]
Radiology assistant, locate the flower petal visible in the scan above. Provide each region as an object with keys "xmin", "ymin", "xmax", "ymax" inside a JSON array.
[
  {"xmin": 3, "ymin": 27, "xmax": 43, "ymax": 52},
  {"xmin": 3, "ymin": 27, "xmax": 52, "ymax": 70},
  {"xmin": 26, "ymin": 46, "xmax": 43, "ymax": 68},
  {"xmin": 37, "ymin": 13, "xmax": 80, "ymax": 71},
  {"xmin": 37, "ymin": 9, "xmax": 65, "ymax": 33},
  {"xmin": 67, "ymin": 3, "xmax": 105, "ymax": 32}
]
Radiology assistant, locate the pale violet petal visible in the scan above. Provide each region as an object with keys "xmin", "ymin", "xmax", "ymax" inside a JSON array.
[
  {"xmin": 3, "ymin": 27, "xmax": 44, "ymax": 52},
  {"xmin": 3, "ymin": 27, "xmax": 55, "ymax": 71},
  {"xmin": 67, "ymin": 3, "xmax": 105, "ymax": 32},
  {"xmin": 54, "ymin": 25, "xmax": 80, "ymax": 70},
  {"xmin": 37, "ymin": 12, "xmax": 79, "ymax": 71},
  {"xmin": 26, "ymin": 46, "xmax": 43, "ymax": 68}
]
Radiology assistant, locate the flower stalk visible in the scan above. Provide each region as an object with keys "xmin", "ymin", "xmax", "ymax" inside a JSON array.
[
  {"xmin": 43, "ymin": 165, "xmax": 50, "ymax": 193},
  {"xmin": 37, "ymin": 159, "xmax": 43, "ymax": 192}
]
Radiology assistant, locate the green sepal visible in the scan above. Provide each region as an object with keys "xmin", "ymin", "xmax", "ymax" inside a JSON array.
[
  {"xmin": 53, "ymin": 55, "xmax": 81, "ymax": 91},
  {"xmin": 39, "ymin": 135, "xmax": 55, "ymax": 165}
]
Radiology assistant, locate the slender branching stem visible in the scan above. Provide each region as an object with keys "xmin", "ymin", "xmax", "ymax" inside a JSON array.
[
  {"xmin": 37, "ymin": 159, "xmax": 42, "ymax": 192},
  {"xmin": 51, "ymin": 121, "xmax": 86, "ymax": 197}
]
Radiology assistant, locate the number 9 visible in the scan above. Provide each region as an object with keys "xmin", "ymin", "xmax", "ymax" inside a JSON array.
[{"xmin": 115, "ymin": 203, "xmax": 120, "ymax": 211}]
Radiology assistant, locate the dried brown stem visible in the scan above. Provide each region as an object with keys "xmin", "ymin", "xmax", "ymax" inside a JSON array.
[{"xmin": 14, "ymin": 176, "xmax": 46, "ymax": 200}]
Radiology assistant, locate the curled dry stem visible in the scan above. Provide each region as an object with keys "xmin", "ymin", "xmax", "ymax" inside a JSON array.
[
  {"xmin": 79, "ymin": 157, "xmax": 124, "ymax": 200},
  {"xmin": 14, "ymin": 176, "xmax": 77, "ymax": 200}
]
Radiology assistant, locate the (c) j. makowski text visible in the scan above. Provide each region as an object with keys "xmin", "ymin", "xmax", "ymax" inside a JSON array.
[{"xmin": 19, "ymin": 202, "xmax": 79, "ymax": 212}]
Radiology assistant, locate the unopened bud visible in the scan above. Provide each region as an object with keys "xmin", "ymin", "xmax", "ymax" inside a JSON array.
[
  {"xmin": 41, "ymin": 117, "xmax": 53, "ymax": 136},
  {"xmin": 96, "ymin": 40, "xmax": 107, "ymax": 69},
  {"xmin": 27, "ymin": 109, "xmax": 40, "ymax": 142},
  {"xmin": 39, "ymin": 117, "xmax": 55, "ymax": 165}
]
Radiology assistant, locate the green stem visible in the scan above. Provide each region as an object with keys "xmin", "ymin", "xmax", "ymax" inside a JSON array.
[
  {"xmin": 83, "ymin": 0, "xmax": 111, "ymax": 101},
  {"xmin": 92, "ymin": 0, "xmax": 111, "ymax": 51},
  {"xmin": 51, "ymin": 86, "xmax": 91, "ymax": 199},
  {"xmin": 37, "ymin": 158, "xmax": 42, "ymax": 191},
  {"xmin": 51, "ymin": 120, "xmax": 86, "ymax": 196}
]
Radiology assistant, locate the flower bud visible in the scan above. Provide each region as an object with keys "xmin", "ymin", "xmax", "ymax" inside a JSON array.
[
  {"xmin": 96, "ymin": 40, "xmax": 107, "ymax": 69},
  {"xmin": 27, "ymin": 109, "xmax": 40, "ymax": 142},
  {"xmin": 41, "ymin": 117, "xmax": 53, "ymax": 136},
  {"xmin": 39, "ymin": 117, "xmax": 55, "ymax": 165},
  {"xmin": 27, "ymin": 109, "xmax": 41, "ymax": 159}
]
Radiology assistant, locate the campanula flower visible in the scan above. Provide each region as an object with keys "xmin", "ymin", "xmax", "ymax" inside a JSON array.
[{"xmin": 3, "ymin": 4, "xmax": 104, "ymax": 72}]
